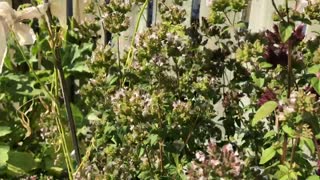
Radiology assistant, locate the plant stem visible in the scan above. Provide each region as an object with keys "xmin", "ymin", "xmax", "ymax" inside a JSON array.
[
  {"xmin": 281, "ymin": 134, "xmax": 288, "ymax": 164},
  {"xmin": 287, "ymin": 41, "xmax": 293, "ymax": 98},
  {"xmin": 53, "ymin": 69, "xmax": 74, "ymax": 179},
  {"xmin": 271, "ymin": 0, "xmax": 287, "ymax": 23},
  {"xmin": 313, "ymin": 135, "xmax": 320, "ymax": 161},
  {"xmin": 125, "ymin": 0, "xmax": 149, "ymax": 67},
  {"xmin": 44, "ymin": 1, "xmax": 81, "ymax": 165},
  {"xmin": 55, "ymin": 57, "xmax": 81, "ymax": 165},
  {"xmin": 285, "ymin": 0, "xmax": 290, "ymax": 22},
  {"xmin": 12, "ymin": 34, "xmax": 74, "ymax": 179},
  {"xmin": 290, "ymin": 138, "xmax": 299, "ymax": 167},
  {"xmin": 157, "ymin": 105, "xmax": 164, "ymax": 173},
  {"xmin": 117, "ymin": 35, "xmax": 123, "ymax": 87},
  {"xmin": 223, "ymin": 11, "xmax": 233, "ymax": 27}
]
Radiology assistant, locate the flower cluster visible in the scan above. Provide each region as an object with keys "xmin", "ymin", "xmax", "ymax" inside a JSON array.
[
  {"xmin": 186, "ymin": 139, "xmax": 243, "ymax": 179},
  {"xmin": 111, "ymin": 88, "xmax": 153, "ymax": 119},
  {"xmin": 258, "ymin": 88, "xmax": 277, "ymax": 106},
  {"xmin": 263, "ymin": 24, "xmax": 305, "ymax": 67}
]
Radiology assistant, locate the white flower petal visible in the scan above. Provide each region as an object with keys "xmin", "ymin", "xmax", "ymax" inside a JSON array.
[
  {"xmin": 13, "ymin": 22, "xmax": 36, "ymax": 45},
  {"xmin": 16, "ymin": 3, "xmax": 48, "ymax": 20},
  {"xmin": 0, "ymin": 21, "xmax": 7, "ymax": 73}
]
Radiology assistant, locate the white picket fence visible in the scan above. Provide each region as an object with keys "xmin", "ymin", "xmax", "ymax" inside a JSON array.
[{"xmin": 2, "ymin": 0, "xmax": 319, "ymax": 43}]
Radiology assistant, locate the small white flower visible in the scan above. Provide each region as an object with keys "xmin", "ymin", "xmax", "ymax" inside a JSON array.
[
  {"xmin": 150, "ymin": 33, "xmax": 158, "ymax": 40},
  {"xmin": 195, "ymin": 151, "xmax": 206, "ymax": 162},
  {"xmin": 284, "ymin": 105, "xmax": 295, "ymax": 113},
  {"xmin": 0, "ymin": 2, "xmax": 48, "ymax": 73}
]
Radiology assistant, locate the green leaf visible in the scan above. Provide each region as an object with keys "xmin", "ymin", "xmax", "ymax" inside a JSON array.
[
  {"xmin": 311, "ymin": 77, "xmax": 320, "ymax": 95},
  {"xmin": 280, "ymin": 24, "xmax": 294, "ymax": 42},
  {"xmin": 47, "ymin": 167, "xmax": 64, "ymax": 176},
  {"xmin": 0, "ymin": 126, "xmax": 11, "ymax": 137},
  {"xmin": 260, "ymin": 62, "xmax": 273, "ymax": 69},
  {"xmin": 260, "ymin": 146, "xmax": 276, "ymax": 164},
  {"xmin": 68, "ymin": 62, "xmax": 90, "ymax": 73},
  {"xmin": 278, "ymin": 164, "xmax": 289, "ymax": 173},
  {"xmin": 302, "ymin": 137, "xmax": 315, "ymax": 154},
  {"xmin": 252, "ymin": 101, "xmax": 278, "ymax": 126},
  {"xmin": 148, "ymin": 134, "xmax": 158, "ymax": 145},
  {"xmin": 71, "ymin": 104, "xmax": 83, "ymax": 123},
  {"xmin": 7, "ymin": 151, "xmax": 36, "ymax": 175},
  {"xmin": 282, "ymin": 125, "xmax": 295, "ymax": 137},
  {"xmin": 307, "ymin": 175, "xmax": 320, "ymax": 180},
  {"xmin": 308, "ymin": 64, "xmax": 320, "ymax": 74},
  {"xmin": 0, "ymin": 145, "xmax": 9, "ymax": 167},
  {"xmin": 139, "ymin": 147, "xmax": 145, "ymax": 157},
  {"xmin": 264, "ymin": 130, "xmax": 276, "ymax": 139},
  {"xmin": 251, "ymin": 73, "xmax": 265, "ymax": 88},
  {"xmin": 0, "ymin": 93, "xmax": 5, "ymax": 100},
  {"xmin": 87, "ymin": 112, "xmax": 101, "ymax": 121}
]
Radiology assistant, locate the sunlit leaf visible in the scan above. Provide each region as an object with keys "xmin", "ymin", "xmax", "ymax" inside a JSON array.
[
  {"xmin": 311, "ymin": 77, "xmax": 320, "ymax": 95},
  {"xmin": 282, "ymin": 125, "xmax": 295, "ymax": 137},
  {"xmin": 302, "ymin": 137, "xmax": 315, "ymax": 154},
  {"xmin": 7, "ymin": 151, "xmax": 36, "ymax": 175},
  {"xmin": 308, "ymin": 64, "xmax": 320, "ymax": 74},
  {"xmin": 0, "ymin": 126, "xmax": 11, "ymax": 137},
  {"xmin": 0, "ymin": 145, "xmax": 9, "ymax": 167},
  {"xmin": 307, "ymin": 175, "xmax": 320, "ymax": 180},
  {"xmin": 280, "ymin": 24, "xmax": 293, "ymax": 43},
  {"xmin": 260, "ymin": 146, "xmax": 276, "ymax": 164},
  {"xmin": 252, "ymin": 101, "xmax": 278, "ymax": 126},
  {"xmin": 264, "ymin": 130, "xmax": 276, "ymax": 139}
]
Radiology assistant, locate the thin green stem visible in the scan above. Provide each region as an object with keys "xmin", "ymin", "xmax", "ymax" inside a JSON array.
[
  {"xmin": 12, "ymin": 34, "xmax": 74, "ymax": 179},
  {"xmin": 117, "ymin": 35, "xmax": 122, "ymax": 87},
  {"xmin": 125, "ymin": 0, "xmax": 149, "ymax": 67},
  {"xmin": 54, "ymin": 69, "xmax": 74, "ymax": 178},
  {"xmin": 223, "ymin": 11, "xmax": 233, "ymax": 27},
  {"xmin": 271, "ymin": 0, "xmax": 287, "ymax": 23},
  {"xmin": 12, "ymin": 35, "xmax": 56, "ymax": 104},
  {"xmin": 45, "ymin": 2, "xmax": 82, "ymax": 165},
  {"xmin": 285, "ymin": 0, "xmax": 290, "ymax": 22},
  {"xmin": 290, "ymin": 137, "xmax": 299, "ymax": 167}
]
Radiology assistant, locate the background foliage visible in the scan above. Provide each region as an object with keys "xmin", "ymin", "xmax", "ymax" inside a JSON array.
[{"xmin": 1, "ymin": 0, "xmax": 320, "ymax": 179}]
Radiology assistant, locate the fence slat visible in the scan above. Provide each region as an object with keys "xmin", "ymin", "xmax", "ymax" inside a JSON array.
[
  {"xmin": 182, "ymin": 0, "xmax": 193, "ymax": 25},
  {"xmin": 248, "ymin": 0, "xmax": 289, "ymax": 32}
]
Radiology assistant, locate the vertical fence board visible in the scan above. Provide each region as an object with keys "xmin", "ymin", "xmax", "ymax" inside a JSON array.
[
  {"xmin": 199, "ymin": 0, "xmax": 210, "ymax": 23},
  {"xmin": 50, "ymin": 0, "xmax": 67, "ymax": 28},
  {"xmin": 182, "ymin": 0, "xmax": 193, "ymax": 26},
  {"xmin": 248, "ymin": 0, "xmax": 288, "ymax": 32},
  {"xmin": 248, "ymin": 0, "xmax": 274, "ymax": 32}
]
